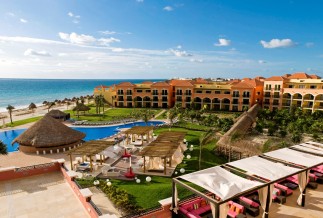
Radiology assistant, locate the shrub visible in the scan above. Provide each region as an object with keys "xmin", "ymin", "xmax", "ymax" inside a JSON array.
[{"xmin": 291, "ymin": 131, "xmax": 302, "ymax": 143}]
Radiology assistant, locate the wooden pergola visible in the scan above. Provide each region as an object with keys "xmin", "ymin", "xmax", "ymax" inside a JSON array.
[
  {"xmin": 123, "ymin": 126, "xmax": 154, "ymax": 145},
  {"xmin": 66, "ymin": 140, "xmax": 115, "ymax": 171},
  {"xmin": 139, "ymin": 131, "xmax": 187, "ymax": 175}
]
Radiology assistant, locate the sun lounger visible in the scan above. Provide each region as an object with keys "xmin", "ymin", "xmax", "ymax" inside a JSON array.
[
  {"xmin": 286, "ymin": 175, "xmax": 318, "ymax": 189},
  {"xmin": 238, "ymin": 197, "xmax": 259, "ymax": 217},
  {"xmin": 228, "ymin": 201, "xmax": 246, "ymax": 218},
  {"xmin": 274, "ymin": 183, "xmax": 293, "ymax": 196}
]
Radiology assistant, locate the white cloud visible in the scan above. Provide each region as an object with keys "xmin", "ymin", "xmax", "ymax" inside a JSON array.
[
  {"xmin": 168, "ymin": 49, "xmax": 192, "ymax": 57},
  {"xmin": 190, "ymin": 58, "xmax": 203, "ymax": 63},
  {"xmin": 67, "ymin": 12, "xmax": 80, "ymax": 24},
  {"xmin": 59, "ymin": 32, "xmax": 96, "ymax": 45},
  {"xmin": 214, "ymin": 38, "xmax": 231, "ymax": 47},
  {"xmin": 260, "ymin": 39, "xmax": 295, "ymax": 48},
  {"xmin": 111, "ymin": 48, "xmax": 125, "ymax": 52},
  {"xmin": 58, "ymin": 32, "xmax": 120, "ymax": 46},
  {"xmin": 305, "ymin": 42, "xmax": 314, "ymax": 48},
  {"xmin": 176, "ymin": 45, "xmax": 182, "ymax": 49},
  {"xmin": 163, "ymin": 6, "xmax": 173, "ymax": 11},
  {"xmin": 136, "ymin": 0, "xmax": 144, "ymax": 2},
  {"xmin": 24, "ymin": 49, "xmax": 51, "ymax": 57},
  {"xmin": 58, "ymin": 53, "xmax": 68, "ymax": 57},
  {"xmin": 258, "ymin": 60, "xmax": 266, "ymax": 64},
  {"xmin": 0, "ymin": 36, "xmax": 65, "ymax": 45},
  {"xmin": 100, "ymin": 30, "xmax": 117, "ymax": 35},
  {"xmin": 20, "ymin": 18, "xmax": 28, "ymax": 23},
  {"xmin": 6, "ymin": 12, "xmax": 15, "ymax": 17}
]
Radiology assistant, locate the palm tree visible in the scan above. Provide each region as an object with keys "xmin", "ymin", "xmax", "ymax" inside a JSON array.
[
  {"xmin": 199, "ymin": 130, "xmax": 213, "ymax": 170},
  {"xmin": 6, "ymin": 105, "xmax": 15, "ymax": 124},
  {"xmin": 94, "ymin": 95, "xmax": 100, "ymax": 114},
  {"xmin": 28, "ymin": 102, "xmax": 37, "ymax": 114},
  {"xmin": 66, "ymin": 101, "xmax": 72, "ymax": 110},
  {"xmin": 0, "ymin": 141, "xmax": 8, "ymax": 155},
  {"xmin": 47, "ymin": 102, "xmax": 55, "ymax": 112}
]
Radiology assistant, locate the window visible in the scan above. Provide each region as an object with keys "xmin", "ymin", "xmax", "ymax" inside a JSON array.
[
  {"xmin": 224, "ymin": 91, "xmax": 230, "ymax": 94},
  {"xmin": 215, "ymin": 90, "xmax": 221, "ymax": 94},
  {"xmin": 145, "ymin": 90, "xmax": 151, "ymax": 93},
  {"xmin": 299, "ymin": 85, "xmax": 305, "ymax": 89},
  {"xmin": 196, "ymin": 90, "xmax": 202, "ymax": 94},
  {"xmin": 265, "ymin": 84, "xmax": 271, "ymax": 90},
  {"xmin": 152, "ymin": 90, "xmax": 158, "ymax": 95},
  {"xmin": 136, "ymin": 90, "xmax": 143, "ymax": 93},
  {"xmin": 257, "ymin": 92, "xmax": 261, "ymax": 95},
  {"xmin": 274, "ymin": 85, "xmax": 281, "ymax": 91},
  {"xmin": 232, "ymin": 91, "xmax": 239, "ymax": 97},
  {"xmin": 310, "ymin": 85, "xmax": 317, "ymax": 89},
  {"xmin": 288, "ymin": 85, "xmax": 293, "ymax": 88},
  {"xmin": 206, "ymin": 90, "xmax": 212, "ymax": 94},
  {"xmin": 117, "ymin": 89, "xmax": 124, "ymax": 95}
]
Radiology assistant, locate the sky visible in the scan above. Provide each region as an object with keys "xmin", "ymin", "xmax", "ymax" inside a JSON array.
[{"xmin": 0, "ymin": 0, "xmax": 323, "ymax": 79}]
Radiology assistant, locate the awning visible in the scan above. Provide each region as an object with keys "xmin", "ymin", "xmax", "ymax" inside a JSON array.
[
  {"xmin": 264, "ymin": 148, "xmax": 323, "ymax": 167},
  {"xmin": 229, "ymin": 156, "xmax": 301, "ymax": 181},
  {"xmin": 292, "ymin": 144, "xmax": 323, "ymax": 156},
  {"xmin": 180, "ymin": 166, "xmax": 263, "ymax": 201}
]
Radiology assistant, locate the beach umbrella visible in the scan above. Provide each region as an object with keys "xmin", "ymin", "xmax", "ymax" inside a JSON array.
[
  {"xmin": 28, "ymin": 103, "xmax": 37, "ymax": 113},
  {"xmin": 72, "ymin": 103, "xmax": 90, "ymax": 117},
  {"xmin": 42, "ymin": 101, "xmax": 48, "ymax": 105}
]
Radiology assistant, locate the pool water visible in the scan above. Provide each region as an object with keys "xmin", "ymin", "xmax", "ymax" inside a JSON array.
[{"xmin": 0, "ymin": 121, "xmax": 164, "ymax": 153}]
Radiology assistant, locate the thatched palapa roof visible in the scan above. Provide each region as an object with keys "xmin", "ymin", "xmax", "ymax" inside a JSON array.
[
  {"xmin": 47, "ymin": 109, "xmax": 67, "ymax": 118},
  {"xmin": 123, "ymin": 126, "xmax": 154, "ymax": 135},
  {"xmin": 12, "ymin": 115, "xmax": 85, "ymax": 148}
]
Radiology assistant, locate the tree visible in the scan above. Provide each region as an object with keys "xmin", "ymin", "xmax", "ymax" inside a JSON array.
[
  {"xmin": 132, "ymin": 109, "xmax": 154, "ymax": 125},
  {"xmin": 6, "ymin": 105, "xmax": 15, "ymax": 124},
  {"xmin": 47, "ymin": 102, "xmax": 55, "ymax": 112},
  {"xmin": 66, "ymin": 101, "xmax": 72, "ymax": 110},
  {"xmin": 0, "ymin": 141, "xmax": 8, "ymax": 155},
  {"xmin": 291, "ymin": 131, "xmax": 302, "ymax": 143},
  {"xmin": 28, "ymin": 102, "xmax": 37, "ymax": 114},
  {"xmin": 199, "ymin": 130, "xmax": 213, "ymax": 170}
]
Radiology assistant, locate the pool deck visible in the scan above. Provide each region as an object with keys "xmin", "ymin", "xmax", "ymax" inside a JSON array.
[{"xmin": 0, "ymin": 171, "xmax": 90, "ymax": 218}]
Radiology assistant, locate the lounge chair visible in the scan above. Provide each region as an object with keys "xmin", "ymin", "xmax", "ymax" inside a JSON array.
[
  {"xmin": 274, "ymin": 183, "xmax": 293, "ymax": 196},
  {"xmin": 238, "ymin": 197, "xmax": 259, "ymax": 217},
  {"xmin": 228, "ymin": 201, "xmax": 246, "ymax": 218},
  {"xmin": 286, "ymin": 175, "xmax": 318, "ymax": 189}
]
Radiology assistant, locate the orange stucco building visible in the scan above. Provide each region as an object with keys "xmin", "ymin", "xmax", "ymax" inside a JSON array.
[{"xmin": 93, "ymin": 72, "xmax": 322, "ymax": 112}]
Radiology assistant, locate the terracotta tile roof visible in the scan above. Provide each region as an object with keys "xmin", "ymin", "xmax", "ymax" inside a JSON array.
[
  {"xmin": 287, "ymin": 72, "xmax": 313, "ymax": 79},
  {"xmin": 169, "ymin": 79, "xmax": 194, "ymax": 87},
  {"xmin": 231, "ymin": 81, "xmax": 255, "ymax": 89},
  {"xmin": 191, "ymin": 78, "xmax": 209, "ymax": 84},
  {"xmin": 310, "ymin": 74, "xmax": 321, "ymax": 79},
  {"xmin": 151, "ymin": 81, "xmax": 170, "ymax": 87},
  {"xmin": 265, "ymin": 76, "xmax": 286, "ymax": 81},
  {"xmin": 116, "ymin": 82, "xmax": 135, "ymax": 87}
]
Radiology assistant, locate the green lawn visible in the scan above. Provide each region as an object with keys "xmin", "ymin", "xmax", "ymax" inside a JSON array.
[
  {"xmin": 65, "ymin": 107, "xmax": 161, "ymax": 121},
  {"xmin": 1, "ymin": 116, "xmax": 42, "ymax": 128},
  {"xmin": 77, "ymin": 126, "xmax": 226, "ymax": 209}
]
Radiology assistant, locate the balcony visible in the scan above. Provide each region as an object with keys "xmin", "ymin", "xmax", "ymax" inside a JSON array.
[
  {"xmin": 232, "ymin": 94, "xmax": 240, "ymax": 98},
  {"xmin": 273, "ymin": 95, "xmax": 280, "ymax": 99},
  {"xmin": 242, "ymin": 95, "xmax": 250, "ymax": 98},
  {"xmin": 117, "ymin": 91, "xmax": 124, "ymax": 95},
  {"xmin": 126, "ymin": 97, "xmax": 132, "ymax": 101},
  {"xmin": 176, "ymin": 97, "xmax": 182, "ymax": 102},
  {"xmin": 152, "ymin": 92, "xmax": 158, "ymax": 95},
  {"xmin": 264, "ymin": 93, "xmax": 271, "ymax": 98},
  {"xmin": 162, "ymin": 98, "xmax": 168, "ymax": 102},
  {"xmin": 126, "ymin": 92, "xmax": 132, "ymax": 95},
  {"xmin": 185, "ymin": 92, "xmax": 192, "ymax": 96},
  {"xmin": 161, "ymin": 92, "xmax": 168, "ymax": 96},
  {"xmin": 282, "ymin": 103, "xmax": 291, "ymax": 107},
  {"xmin": 176, "ymin": 92, "xmax": 183, "ymax": 95},
  {"xmin": 152, "ymin": 98, "xmax": 158, "ymax": 102},
  {"xmin": 273, "ymin": 101, "xmax": 279, "ymax": 106},
  {"xmin": 118, "ymin": 97, "xmax": 124, "ymax": 101}
]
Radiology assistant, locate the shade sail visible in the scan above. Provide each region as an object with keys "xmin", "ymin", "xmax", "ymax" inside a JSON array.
[
  {"xmin": 228, "ymin": 156, "xmax": 301, "ymax": 181},
  {"xmin": 264, "ymin": 148, "xmax": 323, "ymax": 167},
  {"xmin": 180, "ymin": 166, "xmax": 263, "ymax": 201},
  {"xmin": 292, "ymin": 144, "xmax": 323, "ymax": 156},
  {"xmin": 305, "ymin": 141, "xmax": 323, "ymax": 149}
]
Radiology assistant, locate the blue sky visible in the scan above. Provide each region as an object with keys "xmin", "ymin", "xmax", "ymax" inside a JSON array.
[{"xmin": 0, "ymin": 0, "xmax": 322, "ymax": 79}]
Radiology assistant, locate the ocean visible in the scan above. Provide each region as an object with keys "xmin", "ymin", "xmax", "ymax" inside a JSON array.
[{"xmin": 0, "ymin": 78, "xmax": 162, "ymax": 112}]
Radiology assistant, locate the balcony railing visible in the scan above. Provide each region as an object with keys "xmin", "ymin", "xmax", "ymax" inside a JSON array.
[
  {"xmin": 232, "ymin": 94, "xmax": 240, "ymax": 98},
  {"xmin": 242, "ymin": 95, "xmax": 250, "ymax": 98},
  {"xmin": 273, "ymin": 95, "xmax": 280, "ymax": 98},
  {"xmin": 185, "ymin": 93, "xmax": 192, "ymax": 96}
]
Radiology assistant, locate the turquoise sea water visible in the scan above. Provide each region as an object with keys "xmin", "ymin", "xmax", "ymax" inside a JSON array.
[
  {"xmin": 0, "ymin": 121, "xmax": 164, "ymax": 153},
  {"xmin": 0, "ymin": 79, "xmax": 162, "ymax": 112}
]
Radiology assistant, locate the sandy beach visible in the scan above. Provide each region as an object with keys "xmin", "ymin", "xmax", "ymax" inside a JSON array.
[{"xmin": 0, "ymin": 103, "xmax": 76, "ymax": 131}]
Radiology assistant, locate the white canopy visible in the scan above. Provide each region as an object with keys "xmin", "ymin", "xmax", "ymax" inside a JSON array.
[
  {"xmin": 264, "ymin": 148, "xmax": 323, "ymax": 167},
  {"xmin": 180, "ymin": 166, "xmax": 262, "ymax": 201},
  {"xmin": 228, "ymin": 156, "xmax": 301, "ymax": 181},
  {"xmin": 292, "ymin": 144, "xmax": 323, "ymax": 155},
  {"xmin": 306, "ymin": 141, "xmax": 323, "ymax": 148}
]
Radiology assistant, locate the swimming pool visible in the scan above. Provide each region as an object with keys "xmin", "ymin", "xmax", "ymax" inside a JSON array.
[{"xmin": 0, "ymin": 121, "xmax": 164, "ymax": 153}]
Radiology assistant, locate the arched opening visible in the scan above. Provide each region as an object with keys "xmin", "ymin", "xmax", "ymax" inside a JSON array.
[
  {"xmin": 212, "ymin": 98, "xmax": 220, "ymax": 110},
  {"xmin": 193, "ymin": 97, "xmax": 202, "ymax": 110},
  {"xmin": 134, "ymin": 96, "xmax": 142, "ymax": 108},
  {"xmin": 202, "ymin": 98, "xmax": 211, "ymax": 110},
  {"xmin": 221, "ymin": 98, "xmax": 230, "ymax": 111}
]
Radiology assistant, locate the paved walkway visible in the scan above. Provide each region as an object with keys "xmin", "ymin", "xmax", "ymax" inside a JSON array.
[
  {"xmin": 0, "ymin": 171, "xmax": 90, "ymax": 218},
  {"xmin": 89, "ymin": 187, "xmax": 122, "ymax": 217}
]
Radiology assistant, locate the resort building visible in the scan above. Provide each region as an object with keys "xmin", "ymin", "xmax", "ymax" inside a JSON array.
[
  {"xmin": 263, "ymin": 72, "xmax": 323, "ymax": 112},
  {"xmin": 95, "ymin": 77, "xmax": 265, "ymax": 111},
  {"xmin": 93, "ymin": 84, "xmax": 117, "ymax": 106},
  {"xmin": 93, "ymin": 72, "xmax": 323, "ymax": 112}
]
